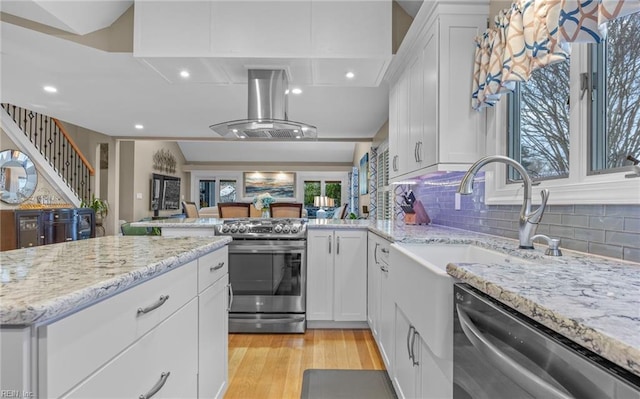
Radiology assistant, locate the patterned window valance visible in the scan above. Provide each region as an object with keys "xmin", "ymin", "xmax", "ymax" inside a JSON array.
[{"xmin": 472, "ymin": 0, "xmax": 640, "ymax": 111}]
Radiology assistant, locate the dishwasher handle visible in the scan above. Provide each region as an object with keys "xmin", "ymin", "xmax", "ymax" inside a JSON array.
[{"xmin": 456, "ymin": 304, "xmax": 573, "ymax": 399}]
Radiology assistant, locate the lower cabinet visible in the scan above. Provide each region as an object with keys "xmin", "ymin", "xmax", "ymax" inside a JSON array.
[
  {"xmin": 367, "ymin": 232, "xmax": 393, "ymax": 369},
  {"xmin": 65, "ymin": 299, "xmax": 199, "ymax": 398},
  {"xmin": 198, "ymin": 274, "xmax": 229, "ymax": 399},
  {"xmin": 307, "ymin": 228, "xmax": 367, "ymax": 322},
  {"xmin": 31, "ymin": 246, "xmax": 229, "ymax": 399},
  {"xmin": 393, "ymin": 305, "xmax": 451, "ymax": 399}
]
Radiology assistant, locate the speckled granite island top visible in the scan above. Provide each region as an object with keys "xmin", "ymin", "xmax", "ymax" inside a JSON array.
[{"xmin": 0, "ymin": 235, "xmax": 231, "ymax": 326}]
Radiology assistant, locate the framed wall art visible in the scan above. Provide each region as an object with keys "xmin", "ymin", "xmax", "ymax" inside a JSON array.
[{"xmin": 243, "ymin": 172, "xmax": 295, "ymax": 198}]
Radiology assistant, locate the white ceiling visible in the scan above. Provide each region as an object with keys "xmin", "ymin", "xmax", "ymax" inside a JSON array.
[{"xmin": 0, "ymin": 1, "xmax": 395, "ymax": 165}]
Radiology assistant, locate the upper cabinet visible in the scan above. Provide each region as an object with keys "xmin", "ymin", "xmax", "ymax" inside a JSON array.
[
  {"xmin": 134, "ymin": 1, "xmax": 391, "ymax": 59},
  {"xmin": 387, "ymin": 1, "xmax": 489, "ymax": 181}
]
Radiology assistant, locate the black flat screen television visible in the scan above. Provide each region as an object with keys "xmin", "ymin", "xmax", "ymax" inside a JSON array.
[{"xmin": 150, "ymin": 173, "xmax": 181, "ymax": 214}]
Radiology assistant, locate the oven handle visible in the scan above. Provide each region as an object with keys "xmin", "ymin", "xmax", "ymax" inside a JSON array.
[
  {"xmin": 229, "ymin": 243, "xmax": 306, "ymax": 252},
  {"xmin": 456, "ymin": 304, "xmax": 573, "ymax": 399},
  {"xmin": 227, "ymin": 284, "xmax": 234, "ymax": 311},
  {"xmin": 230, "ymin": 316, "xmax": 305, "ymax": 324}
]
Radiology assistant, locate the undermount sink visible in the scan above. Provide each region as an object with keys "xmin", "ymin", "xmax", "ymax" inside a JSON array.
[{"xmin": 393, "ymin": 243, "xmax": 532, "ymax": 275}]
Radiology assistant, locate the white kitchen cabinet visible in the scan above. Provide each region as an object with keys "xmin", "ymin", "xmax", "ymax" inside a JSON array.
[
  {"xmin": 197, "ymin": 247, "xmax": 230, "ymax": 399},
  {"xmin": 64, "ymin": 299, "xmax": 199, "ymax": 398},
  {"xmin": 198, "ymin": 275, "xmax": 229, "ymax": 399},
  {"xmin": 307, "ymin": 229, "xmax": 367, "ymax": 322},
  {"xmin": 388, "ymin": 244, "xmax": 453, "ymax": 399},
  {"xmin": 387, "ymin": 3, "xmax": 487, "ymax": 180},
  {"xmin": 367, "ymin": 232, "xmax": 393, "ymax": 370},
  {"xmin": 30, "ymin": 246, "xmax": 230, "ymax": 399}
]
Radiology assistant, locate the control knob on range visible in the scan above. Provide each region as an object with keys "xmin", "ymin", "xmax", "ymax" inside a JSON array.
[
  {"xmin": 274, "ymin": 225, "xmax": 283, "ymax": 233},
  {"xmin": 238, "ymin": 224, "xmax": 247, "ymax": 233},
  {"xmin": 230, "ymin": 224, "xmax": 238, "ymax": 233},
  {"xmin": 282, "ymin": 225, "xmax": 291, "ymax": 233},
  {"xmin": 290, "ymin": 225, "xmax": 299, "ymax": 233},
  {"xmin": 221, "ymin": 225, "xmax": 230, "ymax": 233}
]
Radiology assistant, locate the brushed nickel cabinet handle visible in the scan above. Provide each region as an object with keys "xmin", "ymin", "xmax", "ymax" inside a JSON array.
[
  {"xmin": 210, "ymin": 261, "xmax": 224, "ymax": 272},
  {"xmin": 336, "ymin": 237, "xmax": 340, "ymax": 255},
  {"xmin": 227, "ymin": 284, "xmax": 234, "ymax": 311},
  {"xmin": 328, "ymin": 236, "xmax": 332, "ymax": 254},
  {"xmin": 139, "ymin": 371, "xmax": 170, "ymax": 399},
  {"xmin": 137, "ymin": 295, "xmax": 170, "ymax": 316},
  {"xmin": 374, "ymin": 243, "xmax": 379, "ymax": 264}
]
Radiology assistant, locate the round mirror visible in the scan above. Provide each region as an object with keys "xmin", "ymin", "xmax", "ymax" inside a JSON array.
[{"xmin": 0, "ymin": 149, "xmax": 38, "ymax": 204}]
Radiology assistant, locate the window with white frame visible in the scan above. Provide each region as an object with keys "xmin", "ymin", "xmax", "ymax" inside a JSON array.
[
  {"xmin": 195, "ymin": 176, "xmax": 238, "ymax": 208},
  {"xmin": 499, "ymin": 12, "xmax": 640, "ymax": 203}
]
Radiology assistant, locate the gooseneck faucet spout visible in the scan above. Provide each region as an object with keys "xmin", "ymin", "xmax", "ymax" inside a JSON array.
[{"xmin": 457, "ymin": 155, "xmax": 549, "ymax": 249}]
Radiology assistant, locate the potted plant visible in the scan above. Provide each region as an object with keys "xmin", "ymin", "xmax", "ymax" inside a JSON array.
[{"xmin": 81, "ymin": 195, "xmax": 109, "ymax": 219}]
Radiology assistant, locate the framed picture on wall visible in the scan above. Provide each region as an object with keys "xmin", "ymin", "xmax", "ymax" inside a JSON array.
[
  {"xmin": 359, "ymin": 153, "xmax": 369, "ymax": 195},
  {"xmin": 243, "ymin": 172, "xmax": 296, "ymax": 198}
]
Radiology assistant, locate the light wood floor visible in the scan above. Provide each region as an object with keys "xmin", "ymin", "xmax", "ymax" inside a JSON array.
[{"xmin": 225, "ymin": 329, "xmax": 386, "ymax": 399}]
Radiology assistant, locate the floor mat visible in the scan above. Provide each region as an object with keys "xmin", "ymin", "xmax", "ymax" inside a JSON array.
[{"xmin": 300, "ymin": 369, "xmax": 397, "ymax": 399}]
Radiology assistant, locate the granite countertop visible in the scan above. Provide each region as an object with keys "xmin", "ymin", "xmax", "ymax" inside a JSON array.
[
  {"xmin": 100, "ymin": 217, "xmax": 640, "ymax": 375},
  {"xmin": 0, "ymin": 235, "xmax": 232, "ymax": 326}
]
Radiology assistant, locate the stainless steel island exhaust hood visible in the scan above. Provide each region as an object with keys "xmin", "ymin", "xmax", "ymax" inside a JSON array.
[{"xmin": 210, "ymin": 69, "xmax": 317, "ymax": 140}]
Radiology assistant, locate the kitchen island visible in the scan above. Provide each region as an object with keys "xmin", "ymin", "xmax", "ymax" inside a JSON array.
[
  {"xmin": 0, "ymin": 234, "xmax": 232, "ymax": 398},
  {"xmin": 132, "ymin": 216, "xmax": 640, "ymax": 378}
]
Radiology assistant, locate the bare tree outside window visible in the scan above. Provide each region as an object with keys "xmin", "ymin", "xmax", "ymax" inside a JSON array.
[
  {"xmin": 509, "ymin": 61, "xmax": 570, "ymax": 180},
  {"xmin": 592, "ymin": 13, "xmax": 640, "ymax": 172}
]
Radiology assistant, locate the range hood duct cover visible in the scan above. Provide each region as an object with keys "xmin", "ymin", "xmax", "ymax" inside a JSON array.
[{"xmin": 210, "ymin": 69, "xmax": 317, "ymax": 140}]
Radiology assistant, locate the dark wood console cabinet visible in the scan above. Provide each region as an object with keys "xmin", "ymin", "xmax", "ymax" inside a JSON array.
[{"xmin": 0, "ymin": 208, "xmax": 95, "ymax": 251}]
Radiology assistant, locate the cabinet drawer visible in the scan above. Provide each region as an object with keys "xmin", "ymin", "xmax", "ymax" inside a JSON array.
[
  {"xmin": 39, "ymin": 261, "xmax": 198, "ymax": 398},
  {"xmin": 63, "ymin": 298, "xmax": 198, "ymax": 399},
  {"xmin": 198, "ymin": 246, "xmax": 228, "ymax": 293}
]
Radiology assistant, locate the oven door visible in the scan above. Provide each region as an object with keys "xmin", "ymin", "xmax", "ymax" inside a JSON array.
[{"xmin": 228, "ymin": 240, "xmax": 306, "ymax": 314}]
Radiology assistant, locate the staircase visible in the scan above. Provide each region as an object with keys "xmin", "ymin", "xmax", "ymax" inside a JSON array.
[{"xmin": 1, "ymin": 103, "xmax": 94, "ymax": 204}]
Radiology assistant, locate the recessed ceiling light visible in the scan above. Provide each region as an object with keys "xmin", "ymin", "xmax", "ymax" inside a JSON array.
[
  {"xmin": 346, "ymin": 72, "xmax": 355, "ymax": 79},
  {"xmin": 291, "ymin": 88, "xmax": 302, "ymax": 95},
  {"xmin": 232, "ymin": 129, "xmax": 238, "ymax": 133},
  {"xmin": 180, "ymin": 70, "xmax": 190, "ymax": 78},
  {"xmin": 135, "ymin": 124, "xmax": 144, "ymax": 129},
  {"xmin": 43, "ymin": 86, "xmax": 57, "ymax": 93}
]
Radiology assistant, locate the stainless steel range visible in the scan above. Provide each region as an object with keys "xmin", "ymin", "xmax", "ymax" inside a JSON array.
[{"xmin": 215, "ymin": 218, "xmax": 307, "ymax": 333}]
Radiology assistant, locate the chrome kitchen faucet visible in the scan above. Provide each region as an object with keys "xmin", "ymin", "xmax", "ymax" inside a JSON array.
[{"xmin": 457, "ymin": 155, "xmax": 549, "ymax": 249}]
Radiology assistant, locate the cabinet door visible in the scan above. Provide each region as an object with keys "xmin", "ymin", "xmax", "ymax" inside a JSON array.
[
  {"xmin": 421, "ymin": 21, "xmax": 439, "ymax": 168},
  {"xmin": 199, "ymin": 274, "xmax": 229, "ymax": 399},
  {"xmin": 395, "ymin": 72, "xmax": 410, "ymax": 177},
  {"xmin": 333, "ymin": 230, "xmax": 367, "ymax": 321},
  {"xmin": 367, "ymin": 234, "xmax": 381, "ymax": 335},
  {"xmin": 393, "ymin": 306, "xmax": 419, "ymax": 399},
  {"xmin": 378, "ymin": 248, "xmax": 394, "ymax": 370},
  {"xmin": 65, "ymin": 299, "xmax": 199, "ymax": 399},
  {"xmin": 389, "ymin": 83, "xmax": 400, "ymax": 178},
  {"xmin": 408, "ymin": 54, "xmax": 424, "ymax": 172},
  {"xmin": 306, "ymin": 230, "xmax": 334, "ymax": 320},
  {"xmin": 15, "ymin": 211, "xmax": 43, "ymax": 248}
]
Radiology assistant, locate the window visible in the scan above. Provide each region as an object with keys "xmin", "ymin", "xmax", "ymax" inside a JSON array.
[
  {"xmin": 500, "ymin": 13, "xmax": 640, "ymax": 204},
  {"xmin": 590, "ymin": 12, "xmax": 640, "ymax": 173},
  {"xmin": 197, "ymin": 177, "xmax": 237, "ymax": 208},
  {"xmin": 303, "ymin": 179, "xmax": 342, "ymax": 218},
  {"xmin": 377, "ymin": 146, "xmax": 391, "ymax": 220},
  {"xmin": 508, "ymin": 61, "xmax": 570, "ymax": 181}
]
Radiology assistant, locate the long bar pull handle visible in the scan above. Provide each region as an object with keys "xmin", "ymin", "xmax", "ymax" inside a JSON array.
[
  {"xmin": 456, "ymin": 305, "xmax": 573, "ymax": 399},
  {"xmin": 374, "ymin": 243, "xmax": 379, "ymax": 264},
  {"xmin": 328, "ymin": 236, "xmax": 332, "ymax": 254},
  {"xmin": 337, "ymin": 237, "xmax": 340, "ymax": 255},
  {"xmin": 139, "ymin": 371, "xmax": 170, "ymax": 399},
  {"xmin": 407, "ymin": 325, "xmax": 415, "ymax": 361},
  {"xmin": 411, "ymin": 330, "xmax": 420, "ymax": 366},
  {"xmin": 227, "ymin": 284, "xmax": 234, "ymax": 311},
  {"xmin": 210, "ymin": 261, "xmax": 225, "ymax": 272},
  {"xmin": 137, "ymin": 295, "xmax": 169, "ymax": 316}
]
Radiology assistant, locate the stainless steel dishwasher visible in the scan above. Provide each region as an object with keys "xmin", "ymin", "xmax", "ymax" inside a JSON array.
[{"xmin": 453, "ymin": 283, "xmax": 640, "ymax": 399}]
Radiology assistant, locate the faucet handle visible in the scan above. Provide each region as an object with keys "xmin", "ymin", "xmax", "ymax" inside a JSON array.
[{"xmin": 531, "ymin": 234, "xmax": 562, "ymax": 256}]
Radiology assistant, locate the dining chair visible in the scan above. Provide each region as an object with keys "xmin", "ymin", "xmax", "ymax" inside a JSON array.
[
  {"xmin": 218, "ymin": 202, "xmax": 251, "ymax": 218},
  {"xmin": 269, "ymin": 202, "xmax": 303, "ymax": 218},
  {"xmin": 182, "ymin": 201, "xmax": 200, "ymax": 218}
]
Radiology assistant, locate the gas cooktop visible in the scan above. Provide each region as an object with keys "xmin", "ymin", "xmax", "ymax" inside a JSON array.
[{"xmin": 215, "ymin": 218, "xmax": 307, "ymax": 239}]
